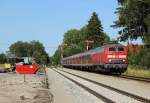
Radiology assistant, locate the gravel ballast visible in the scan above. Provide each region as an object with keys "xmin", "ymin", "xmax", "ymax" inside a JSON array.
[
  {"xmin": 55, "ymin": 68, "xmax": 142, "ymax": 103},
  {"xmin": 59, "ymin": 67, "xmax": 150, "ymax": 100},
  {"xmin": 47, "ymin": 68, "xmax": 104, "ymax": 103}
]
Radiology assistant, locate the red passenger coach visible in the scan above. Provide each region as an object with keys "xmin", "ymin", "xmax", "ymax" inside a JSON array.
[{"xmin": 61, "ymin": 43, "xmax": 128, "ymax": 74}]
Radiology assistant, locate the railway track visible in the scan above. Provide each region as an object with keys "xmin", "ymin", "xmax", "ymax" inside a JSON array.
[
  {"xmin": 52, "ymin": 69, "xmax": 115, "ymax": 103},
  {"xmin": 55, "ymin": 66, "xmax": 150, "ymax": 83},
  {"xmin": 53, "ymin": 68, "xmax": 150, "ymax": 103},
  {"xmin": 119, "ymin": 75, "xmax": 150, "ymax": 83}
]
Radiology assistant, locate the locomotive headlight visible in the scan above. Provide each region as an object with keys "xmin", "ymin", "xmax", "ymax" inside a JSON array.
[
  {"xmin": 109, "ymin": 59, "xmax": 112, "ymax": 62},
  {"xmin": 119, "ymin": 55, "xmax": 126, "ymax": 58},
  {"xmin": 123, "ymin": 59, "xmax": 126, "ymax": 62},
  {"xmin": 107, "ymin": 55, "xmax": 115, "ymax": 58}
]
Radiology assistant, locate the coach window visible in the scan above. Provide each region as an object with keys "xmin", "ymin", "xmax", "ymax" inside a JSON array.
[
  {"xmin": 118, "ymin": 47, "xmax": 124, "ymax": 51},
  {"xmin": 109, "ymin": 47, "xmax": 116, "ymax": 51}
]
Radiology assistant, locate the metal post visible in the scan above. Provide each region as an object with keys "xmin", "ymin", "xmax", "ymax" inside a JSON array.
[
  {"xmin": 60, "ymin": 46, "xmax": 63, "ymax": 60},
  {"xmin": 59, "ymin": 43, "xmax": 67, "ymax": 62},
  {"xmin": 85, "ymin": 40, "xmax": 94, "ymax": 51},
  {"xmin": 24, "ymin": 74, "xmax": 26, "ymax": 82}
]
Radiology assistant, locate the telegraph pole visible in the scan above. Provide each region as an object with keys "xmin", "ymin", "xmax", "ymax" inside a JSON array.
[
  {"xmin": 85, "ymin": 40, "xmax": 94, "ymax": 51},
  {"xmin": 59, "ymin": 43, "xmax": 67, "ymax": 61}
]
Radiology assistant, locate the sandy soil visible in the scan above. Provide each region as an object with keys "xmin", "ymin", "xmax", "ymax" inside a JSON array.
[{"xmin": 0, "ymin": 73, "xmax": 52, "ymax": 103}]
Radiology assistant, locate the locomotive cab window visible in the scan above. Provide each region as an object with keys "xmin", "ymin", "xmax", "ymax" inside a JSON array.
[
  {"xmin": 118, "ymin": 47, "xmax": 124, "ymax": 51},
  {"xmin": 109, "ymin": 47, "xmax": 116, "ymax": 51}
]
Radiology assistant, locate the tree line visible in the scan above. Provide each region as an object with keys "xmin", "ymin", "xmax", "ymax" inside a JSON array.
[
  {"xmin": 0, "ymin": 53, "xmax": 7, "ymax": 64},
  {"xmin": 0, "ymin": 40, "xmax": 50, "ymax": 65}
]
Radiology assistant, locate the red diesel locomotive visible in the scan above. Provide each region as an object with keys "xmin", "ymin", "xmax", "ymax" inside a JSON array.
[{"xmin": 61, "ymin": 43, "xmax": 128, "ymax": 74}]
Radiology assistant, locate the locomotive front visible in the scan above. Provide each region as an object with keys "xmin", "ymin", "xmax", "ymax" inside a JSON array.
[{"xmin": 104, "ymin": 44, "xmax": 128, "ymax": 74}]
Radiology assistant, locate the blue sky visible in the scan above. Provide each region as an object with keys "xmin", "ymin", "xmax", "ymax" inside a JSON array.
[{"xmin": 0, "ymin": 0, "xmax": 122, "ymax": 56}]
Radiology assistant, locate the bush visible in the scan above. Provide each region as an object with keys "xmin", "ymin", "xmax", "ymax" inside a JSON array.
[
  {"xmin": 128, "ymin": 48, "xmax": 150, "ymax": 69},
  {"xmin": 0, "ymin": 53, "xmax": 7, "ymax": 64},
  {"xmin": 128, "ymin": 53, "xmax": 138, "ymax": 65},
  {"xmin": 139, "ymin": 48, "xmax": 150, "ymax": 68}
]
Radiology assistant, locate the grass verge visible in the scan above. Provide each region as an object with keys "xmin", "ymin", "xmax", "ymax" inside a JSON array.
[{"xmin": 124, "ymin": 65, "xmax": 150, "ymax": 78}]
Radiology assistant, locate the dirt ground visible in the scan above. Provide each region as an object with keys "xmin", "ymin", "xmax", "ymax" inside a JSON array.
[{"xmin": 0, "ymin": 72, "xmax": 52, "ymax": 103}]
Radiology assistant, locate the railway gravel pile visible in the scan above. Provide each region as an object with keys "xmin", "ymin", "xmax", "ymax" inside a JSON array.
[{"xmin": 0, "ymin": 73, "xmax": 52, "ymax": 103}]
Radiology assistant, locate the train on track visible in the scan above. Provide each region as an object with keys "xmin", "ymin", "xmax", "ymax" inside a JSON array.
[{"xmin": 61, "ymin": 43, "xmax": 128, "ymax": 74}]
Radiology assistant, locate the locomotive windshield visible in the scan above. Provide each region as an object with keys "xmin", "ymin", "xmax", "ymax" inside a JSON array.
[
  {"xmin": 109, "ymin": 47, "xmax": 116, "ymax": 51},
  {"xmin": 109, "ymin": 47, "xmax": 124, "ymax": 51},
  {"xmin": 118, "ymin": 47, "xmax": 124, "ymax": 51}
]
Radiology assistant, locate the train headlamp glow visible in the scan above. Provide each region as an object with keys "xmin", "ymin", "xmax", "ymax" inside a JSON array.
[
  {"xmin": 107, "ymin": 55, "xmax": 115, "ymax": 58},
  {"xmin": 119, "ymin": 55, "xmax": 126, "ymax": 58},
  {"xmin": 107, "ymin": 55, "xmax": 126, "ymax": 58}
]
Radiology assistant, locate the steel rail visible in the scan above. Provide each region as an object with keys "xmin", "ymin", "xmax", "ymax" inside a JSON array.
[
  {"xmin": 120, "ymin": 75, "xmax": 150, "ymax": 83},
  {"xmin": 52, "ymin": 69, "xmax": 115, "ymax": 103},
  {"xmin": 56, "ymin": 68, "xmax": 150, "ymax": 103}
]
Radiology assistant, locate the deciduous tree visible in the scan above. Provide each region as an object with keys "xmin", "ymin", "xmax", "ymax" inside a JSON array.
[
  {"xmin": 113, "ymin": 0, "xmax": 150, "ymax": 42},
  {"xmin": 9, "ymin": 41, "xmax": 49, "ymax": 65}
]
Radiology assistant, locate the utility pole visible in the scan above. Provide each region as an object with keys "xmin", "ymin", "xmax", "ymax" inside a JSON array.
[
  {"xmin": 59, "ymin": 43, "xmax": 67, "ymax": 61},
  {"xmin": 85, "ymin": 40, "xmax": 94, "ymax": 51}
]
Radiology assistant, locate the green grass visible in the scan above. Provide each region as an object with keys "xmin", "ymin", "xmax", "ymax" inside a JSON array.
[{"xmin": 124, "ymin": 65, "xmax": 150, "ymax": 78}]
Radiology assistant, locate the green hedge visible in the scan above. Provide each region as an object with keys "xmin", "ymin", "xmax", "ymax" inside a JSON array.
[{"xmin": 128, "ymin": 48, "xmax": 150, "ymax": 69}]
